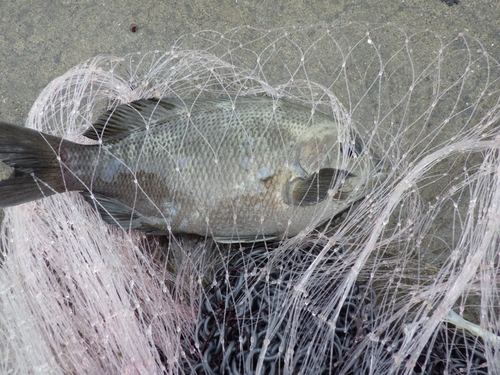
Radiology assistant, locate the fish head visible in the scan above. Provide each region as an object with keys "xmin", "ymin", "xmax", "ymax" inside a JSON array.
[{"xmin": 284, "ymin": 119, "xmax": 384, "ymax": 207}]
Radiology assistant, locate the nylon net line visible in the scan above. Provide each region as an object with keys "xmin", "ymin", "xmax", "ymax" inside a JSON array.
[{"xmin": 1, "ymin": 23, "xmax": 500, "ymax": 374}]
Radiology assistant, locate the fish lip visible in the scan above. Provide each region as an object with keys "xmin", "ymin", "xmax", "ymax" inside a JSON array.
[
  {"xmin": 368, "ymin": 152, "xmax": 388, "ymax": 177},
  {"xmin": 370, "ymin": 170, "xmax": 389, "ymax": 182}
]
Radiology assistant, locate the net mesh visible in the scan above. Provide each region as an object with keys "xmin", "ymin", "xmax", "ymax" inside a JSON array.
[{"xmin": 1, "ymin": 22, "xmax": 500, "ymax": 374}]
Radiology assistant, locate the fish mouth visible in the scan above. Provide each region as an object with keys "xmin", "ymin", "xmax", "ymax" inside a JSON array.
[
  {"xmin": 372, "ymin": 158, "xmax": 386, "ymax": 175},
  {"xmin": 367, "ymin": 148, "xmax": 388, "ymax": 178},
  {"xmin": 370, "ymin": 162, "xmax": 388, "ymax": 179}
]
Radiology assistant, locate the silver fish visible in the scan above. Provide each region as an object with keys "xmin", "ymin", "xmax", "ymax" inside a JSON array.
[{"xmin": 0, "ymin": 97, "xmax": 382, "ymax": 242}]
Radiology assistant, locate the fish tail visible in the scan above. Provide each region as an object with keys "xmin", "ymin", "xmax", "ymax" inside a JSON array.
[{"xmin": 0, "ymin": 121, "xmax": 77, "ymax": 207}]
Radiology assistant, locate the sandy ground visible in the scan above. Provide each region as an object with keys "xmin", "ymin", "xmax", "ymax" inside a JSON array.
[{"xmin": 0, "ymin": 0, "xmax": 499, "ymax": 224}]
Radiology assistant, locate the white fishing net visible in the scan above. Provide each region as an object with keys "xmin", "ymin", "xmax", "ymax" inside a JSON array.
[{"xmin": 1, "ymin": 23, "xmax": 500, "ymax": 374}]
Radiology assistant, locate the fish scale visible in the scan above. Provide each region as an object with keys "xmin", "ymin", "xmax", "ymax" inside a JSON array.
[{"xmin": 0, "ymin": 96, "xmax": 383, "ymax": 243}]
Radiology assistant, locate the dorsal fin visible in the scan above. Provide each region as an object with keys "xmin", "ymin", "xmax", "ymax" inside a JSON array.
[
  {"xmin": 83, "ymin": 98, "xmax": 190, "ymax": 142},
  {"xmin": 82, "ymin": 96, "xmax": 268, "ymax": 142}
]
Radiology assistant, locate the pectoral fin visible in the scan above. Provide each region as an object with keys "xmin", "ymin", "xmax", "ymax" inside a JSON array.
[{"xmin": 284, "ymin": 168, "xmax": 356, "ymax": 206}]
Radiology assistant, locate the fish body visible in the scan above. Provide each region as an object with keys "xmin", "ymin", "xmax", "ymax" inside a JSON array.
[{"xmin": 0, "ymin": 97, "xmax": 381, "ymax": 242}]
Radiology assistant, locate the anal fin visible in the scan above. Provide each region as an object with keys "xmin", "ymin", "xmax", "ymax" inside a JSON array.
[
  {"xmin": 80, "ymin": 192, "xmax": 168, "ymax": 234},
  {"xmin": 213, "ymin": 234, "xmax": 279, "ymax": 244}
]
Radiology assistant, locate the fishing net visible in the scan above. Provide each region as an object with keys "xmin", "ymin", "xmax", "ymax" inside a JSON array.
[{"xmin": 1, "ymin": 22, "xmax": 499, "ymax": 374}]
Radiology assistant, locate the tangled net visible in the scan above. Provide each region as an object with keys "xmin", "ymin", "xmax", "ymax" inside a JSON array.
[
  {"xmin": 1, "ymin": 23, "xmax": 499, "ymax": 374},
  {"xmin": 188, "ymin": 241, "xmax": 377, "ymax": 374},
  {"xmin": 189, "ymin": 240, "xmax": 489, "ymax": 374}
]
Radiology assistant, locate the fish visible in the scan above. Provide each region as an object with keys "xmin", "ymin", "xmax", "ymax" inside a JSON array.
[{"xmin": 0, "ymin": 96, "xmax": 382, "ymax": 243}]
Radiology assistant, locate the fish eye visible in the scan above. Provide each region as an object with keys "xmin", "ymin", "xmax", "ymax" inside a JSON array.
[{"xmin": 340, "ymin": 134, "xmax": 364, "ymax": 158}]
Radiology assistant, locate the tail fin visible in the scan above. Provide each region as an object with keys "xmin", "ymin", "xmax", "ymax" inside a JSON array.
[{"xmin": 0, "ymin": 121, "xmax": 71, "ymax": 207}]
